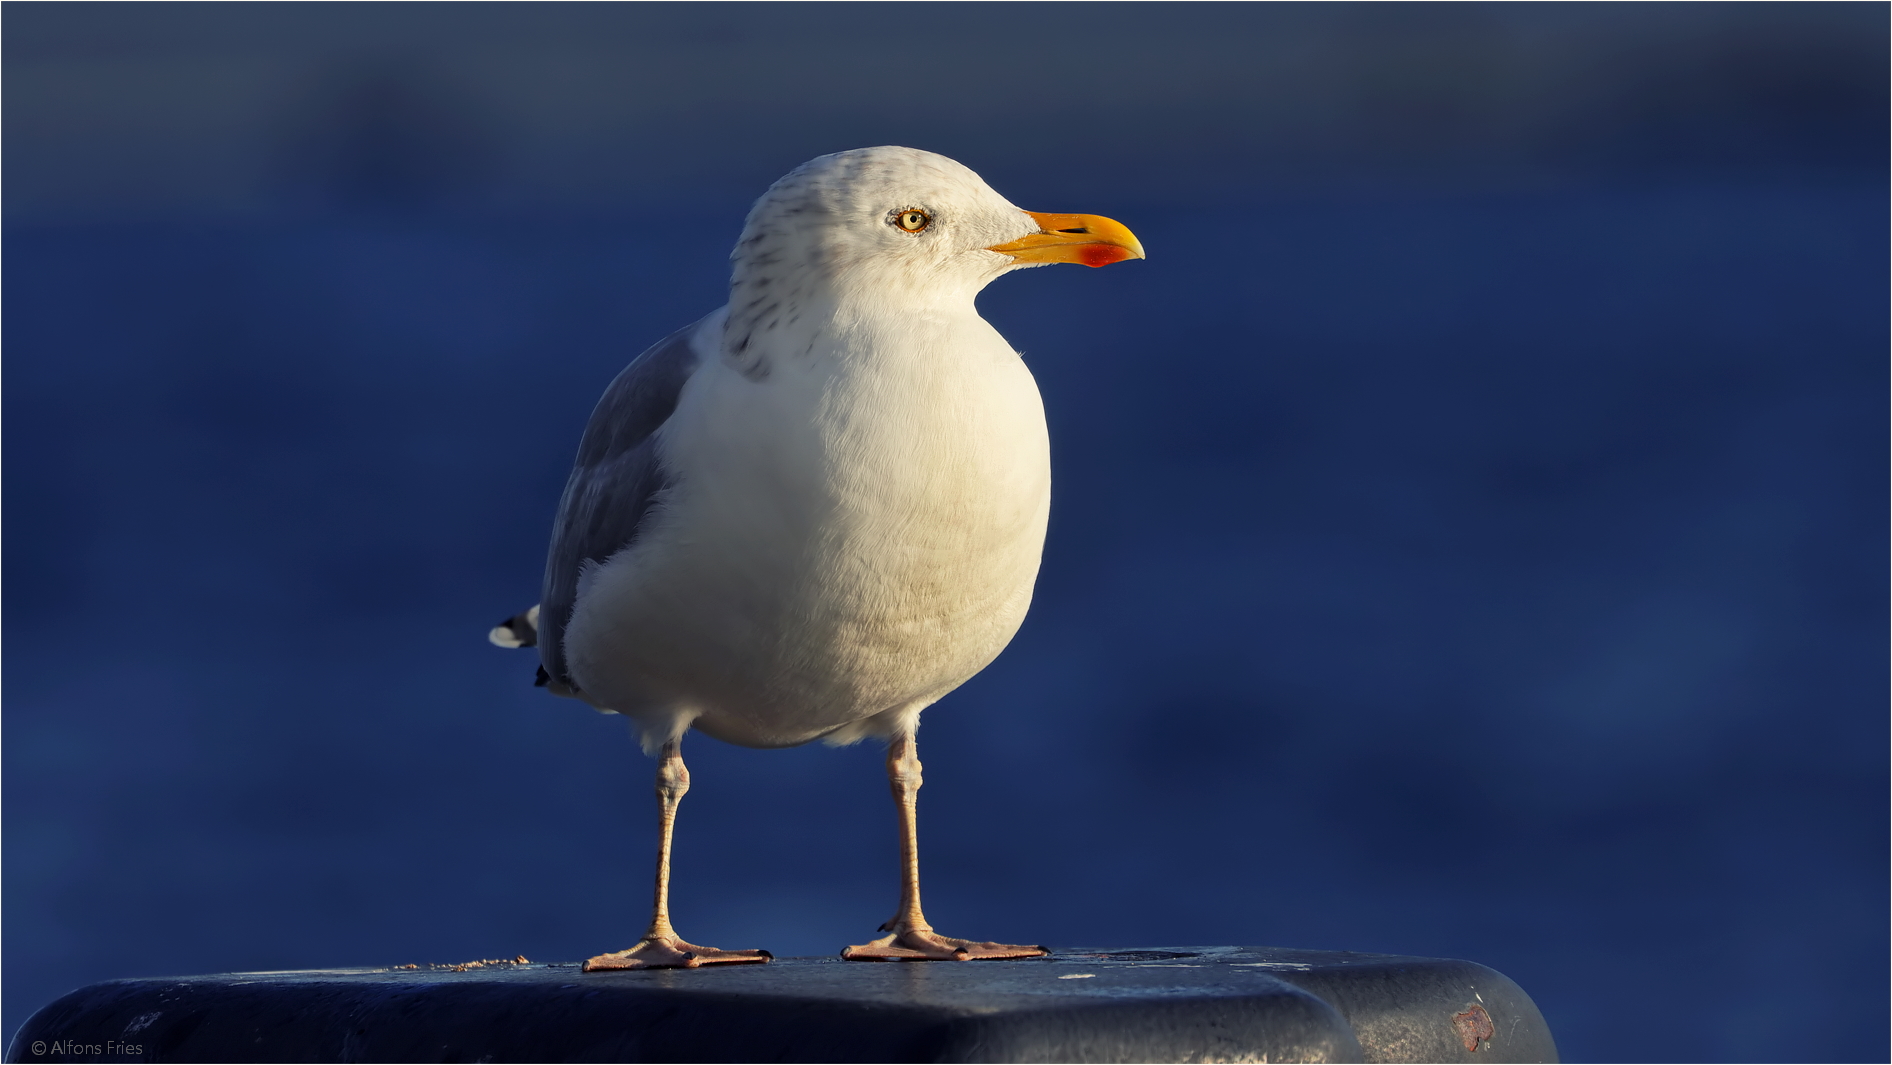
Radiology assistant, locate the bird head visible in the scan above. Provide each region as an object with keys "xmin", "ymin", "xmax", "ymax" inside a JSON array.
[{"xmin": 723, "ymin": 146, "xmax": 1142, "ymax": 376}]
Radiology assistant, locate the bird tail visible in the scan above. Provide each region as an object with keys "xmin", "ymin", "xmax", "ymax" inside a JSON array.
[{"xmin": 488, "ymin": 604, "xmax": 540, "ymax": 649}]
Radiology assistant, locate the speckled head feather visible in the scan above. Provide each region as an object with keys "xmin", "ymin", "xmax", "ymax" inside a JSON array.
[{"xmin": 722, "ymin": 146, "xmax": 1038, "ymax": 378}]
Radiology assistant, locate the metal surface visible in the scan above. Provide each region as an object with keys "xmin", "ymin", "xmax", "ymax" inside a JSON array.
[{"xmin": 6, "ymin": 946, "xmax": 1558, "ymax": 1063}]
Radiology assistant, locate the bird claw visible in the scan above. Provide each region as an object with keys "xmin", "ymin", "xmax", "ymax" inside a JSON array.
[
  {"xmin": 583, "ymin": 937, "xmax": 771, "ymax": 971},
  {"xmin": 842, "ymin": 926, "xmax": 1047, "ymax": 961}
]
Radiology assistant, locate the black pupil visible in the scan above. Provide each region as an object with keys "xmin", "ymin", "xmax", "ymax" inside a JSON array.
[{"xmin": 905, "ymin": 214, "xmax": 923, "ymax": 228}]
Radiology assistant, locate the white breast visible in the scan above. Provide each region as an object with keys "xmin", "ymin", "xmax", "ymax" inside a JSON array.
[{"xmin": 562, "ymin": 308, "xmax": 1051, "ymax": 749}]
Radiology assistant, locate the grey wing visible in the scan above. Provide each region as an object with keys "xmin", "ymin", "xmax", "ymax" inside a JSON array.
[{"xmin": 538, "ymin": 319, "xmax": 705, "ymax": 690}]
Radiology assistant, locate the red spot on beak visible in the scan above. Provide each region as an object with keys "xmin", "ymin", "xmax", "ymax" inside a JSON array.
[{"xmin": 1079, "ymin": 244, "xmax": 1135, "ymax": 268}]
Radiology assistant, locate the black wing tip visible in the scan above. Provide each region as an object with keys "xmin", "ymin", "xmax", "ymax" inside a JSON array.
[
  {"xmin": 534, "ymin": 665, "xmax": 551, "ymax": 687},
  {"xmin": 488, "ymin": 605, "xmax": 541, "ymax": 649}
]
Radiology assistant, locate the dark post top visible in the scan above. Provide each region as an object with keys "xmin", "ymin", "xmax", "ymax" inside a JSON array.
[{"xmin": 7, "ymin": 945, "xmax": 1558, "ymax": 1063}]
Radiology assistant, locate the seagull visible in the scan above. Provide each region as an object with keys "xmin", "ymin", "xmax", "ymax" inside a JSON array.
[{"xmin": 490, "ymin": 146, "xmax": 1143, "ymax": 970}]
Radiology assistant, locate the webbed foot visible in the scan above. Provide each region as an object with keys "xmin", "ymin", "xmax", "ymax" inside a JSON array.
[
  {"xmin": 584, "ymin": 937, "xmax": 771, "ymax": 971},
  {"xmin": 842, "ymin": 924, "xmax": 1046, "ymax": 961}
]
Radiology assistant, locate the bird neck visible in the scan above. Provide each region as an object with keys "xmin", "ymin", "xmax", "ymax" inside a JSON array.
[{"xmin": 722, "ymin": 266, "xmax": 987, "ymax": 380}]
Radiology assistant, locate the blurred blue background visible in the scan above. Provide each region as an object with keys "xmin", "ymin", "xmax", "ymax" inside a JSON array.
[{"xmin": 4, "ymin": 3, "xmax": 1885, "ymax": 1060}]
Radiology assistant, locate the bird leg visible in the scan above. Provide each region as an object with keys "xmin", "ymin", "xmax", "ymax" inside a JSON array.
[
  {"xmin": 842, "ymin": 733, "xmax": 1047, "ymax": 961},
  {"xmin": 584, "ymin": 740, "xmax": 771, "ymax": 971}
]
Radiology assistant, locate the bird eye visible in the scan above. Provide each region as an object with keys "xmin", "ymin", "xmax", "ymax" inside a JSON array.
[{"xmin": 895, "ymin": 209, "xmax": 931, "ymax": 233}]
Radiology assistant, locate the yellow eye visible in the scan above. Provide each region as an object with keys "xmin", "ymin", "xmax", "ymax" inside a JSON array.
[{"xmin": 895, "ymin": 209, "xmax": 931, "ymax": 232}]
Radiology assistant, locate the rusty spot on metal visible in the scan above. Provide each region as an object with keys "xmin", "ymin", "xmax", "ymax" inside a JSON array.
[{"xmin": 1453, "ymin": 1003, "xmax": 1495, "ymax": 1052}]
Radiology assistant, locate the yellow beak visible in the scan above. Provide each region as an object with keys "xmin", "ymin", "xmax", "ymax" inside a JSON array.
[{"xmin": 987, "ymin": 211, "xmax": 1146, "ymax": 268}]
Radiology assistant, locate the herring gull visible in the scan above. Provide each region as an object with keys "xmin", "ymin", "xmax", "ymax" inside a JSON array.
[{"xmin": 490, "ymin": 146, "xmax": 1143, "ymax": 969}]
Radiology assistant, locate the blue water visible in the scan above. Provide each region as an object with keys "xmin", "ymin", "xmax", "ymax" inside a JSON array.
[{"xmin": 5, "ymin": 174, "xmax": 1885, "ymax": 1060}]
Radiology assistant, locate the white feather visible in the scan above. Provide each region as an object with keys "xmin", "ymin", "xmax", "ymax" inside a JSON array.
[{"xmin": 561, "ymin": 147, "xmax": 1051, "ymax": 752}]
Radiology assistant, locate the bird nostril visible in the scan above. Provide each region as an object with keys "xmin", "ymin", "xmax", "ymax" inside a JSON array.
[{"xmin": 1055, "ymin": 227, "xmax": 1090, "ymax": 234}]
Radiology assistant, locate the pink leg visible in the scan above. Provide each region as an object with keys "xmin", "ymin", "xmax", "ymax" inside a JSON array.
[
  {"xmin": 842, "ymin": 733, "xmax": 1046, "ymax": 961},
  {"xmin": 584, "ymin": 740, "xmax": 771, "ymax": 971}
]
